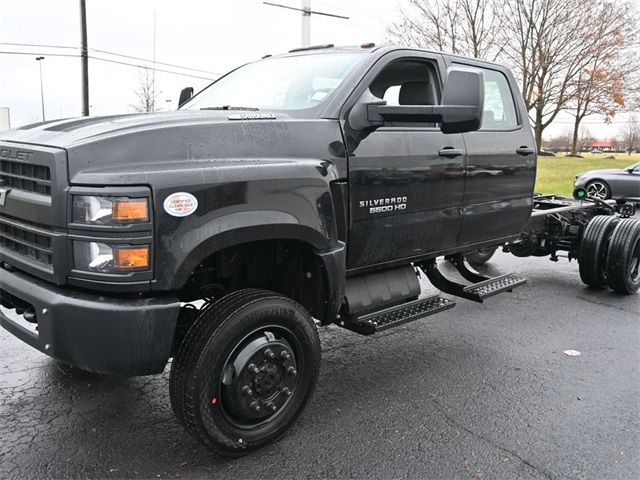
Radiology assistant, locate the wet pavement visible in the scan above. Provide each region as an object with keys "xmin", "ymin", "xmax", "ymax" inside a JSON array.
[{"xmin": 1, "ymin": 251, "xmax": 639, "ymax": 479}]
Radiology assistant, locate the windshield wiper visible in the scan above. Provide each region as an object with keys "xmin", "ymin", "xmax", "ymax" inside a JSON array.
[{"xmin": 200, "ymin": 105, "xmax": 259, "ymax": 111}]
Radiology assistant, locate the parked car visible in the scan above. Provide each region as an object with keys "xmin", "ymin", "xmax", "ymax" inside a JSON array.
[{"xmin": 575, "ymin": 162, "xmax": 640, "ymax": 201}]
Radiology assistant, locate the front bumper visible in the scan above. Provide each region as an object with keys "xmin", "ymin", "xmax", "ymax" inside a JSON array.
[{"xmin": 0, "ymin": 266, "xmax": 180, "ymax": 376}]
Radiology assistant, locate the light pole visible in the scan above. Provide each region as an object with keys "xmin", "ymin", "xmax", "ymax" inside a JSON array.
[{"xmin": 35, "ymin": 56, "xmax": 45, "ymax": 121}]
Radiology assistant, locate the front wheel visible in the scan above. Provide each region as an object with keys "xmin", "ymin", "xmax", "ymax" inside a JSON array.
[{"xmin": 169, "ymin": 289, "xmax": 321, "ymax": 456}]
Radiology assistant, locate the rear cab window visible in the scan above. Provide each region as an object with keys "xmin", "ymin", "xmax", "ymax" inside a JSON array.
[{"xmin": 478, "ymin": 68, "xmax": 519, "ymax": 130}]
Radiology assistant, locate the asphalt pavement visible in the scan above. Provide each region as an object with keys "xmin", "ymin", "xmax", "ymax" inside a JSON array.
[{"xmin": 1, "ymin": 250, "xmax": 639, "ymax": 479}]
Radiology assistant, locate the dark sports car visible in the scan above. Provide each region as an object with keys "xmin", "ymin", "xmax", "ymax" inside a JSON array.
[{"xmin": 575, "ymin": 162, "xmax": 640, "ymax": 201}]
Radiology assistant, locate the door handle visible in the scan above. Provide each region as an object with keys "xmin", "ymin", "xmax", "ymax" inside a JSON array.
[
  {"xmin": 438, "ymin": 148, "xmax": 463, "ymax": 158},
  {"xmin": 516, "ymin": 146, "xmax": 535, "ymax": 156}
]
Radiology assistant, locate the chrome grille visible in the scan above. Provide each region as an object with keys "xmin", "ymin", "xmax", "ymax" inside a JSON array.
[
  {"xmin": 0, "ymin": 215, "xmax": 54, "ymax": 268},
  {"xmin": 0, "ymin": 159, "xmax": 51, "ymax": 195}
]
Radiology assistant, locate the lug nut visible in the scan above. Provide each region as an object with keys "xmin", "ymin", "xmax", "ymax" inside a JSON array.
[
  {"xmin": 264, "ymin": 349, "xmax": 275, "ymax": 359},
  {"xmin": 242, "ymin": 385, "xmax": 253, "ymax": 396},
  {"xmin": 266, "ymin": 402, "xmax": 277, "ymax": 411},
  {"xmin": 287, "ymin": 366, "xmax": 297, "ymax": 376},
  {"xmin": 250, "ymin": 401, "xmax": 261, "ymax": 413},
  {"xmin": 280, "ymin": 351, "xmax": 291, "ymax": 361},
  {"xmin": 248, "ymin": 363, "xmax": 259, "ymax": 374},
  {"xmin": 282, "ymin": 387, "xmax": 292, "ymax": 396}
]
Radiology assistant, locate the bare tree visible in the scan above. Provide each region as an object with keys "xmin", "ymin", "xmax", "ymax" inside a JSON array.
[
  {"xmin": 131, "ymin": 67, "xmax": 159, "ymax": 113},
  {"xmin": 387, "ymin": 0, "xmax": 502, "ymax": 61},
  {"xmin": 498, "ymin": 0, "xmax": 609, "ymax": 150},
  {"xmin": 544, "ymin": 128, "xmax": 573, "ymax": 152},
  {"xmin": 620, "ymin": 115, "xmax": 640, "ymax": 154},
  {"xmin": 565, "ymin": 0, "xmax": 637, "ymax": 154}
]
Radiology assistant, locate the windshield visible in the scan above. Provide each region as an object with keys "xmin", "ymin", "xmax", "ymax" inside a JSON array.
[{"xmin": 181, "ymin": 53, "xmax": 365, "ymax": 115}]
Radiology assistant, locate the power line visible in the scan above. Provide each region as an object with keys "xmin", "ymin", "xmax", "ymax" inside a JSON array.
[
  {"xmin": 263, "ymin": 1, "xmax": 350, "ymax": 19},
  {"xmin": 0, "ymin": 50, "xmax": 217, "ymax": 80},
  {"xmin": 0, "ymin": 50, "xmax": 79, "ymax": 58},
  {"xmin": 0, "ymin": 41, "xmax": 78, "ymax": 50},
  {"xmin": 0, "ymin": 41, "xmax": 221, "ymax": 76},
  {"xmin": 90, "ymin": 47, "xmax": 221, "ymax": 76},
  {"xmin": 88, "ymin": 55, "xmax": 217, "ymax": 81}
]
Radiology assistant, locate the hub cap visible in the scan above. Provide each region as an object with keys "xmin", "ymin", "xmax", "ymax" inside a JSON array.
[{"xmin": 219, "ymin": 330, "xmax": 298, "ymax": 426}]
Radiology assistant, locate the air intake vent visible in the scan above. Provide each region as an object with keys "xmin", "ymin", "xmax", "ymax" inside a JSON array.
[{"xmin": 0, "ymin": 159, "xmax": 51, "ymax": 196}]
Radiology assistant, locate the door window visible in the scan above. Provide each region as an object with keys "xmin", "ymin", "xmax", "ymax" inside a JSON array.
[
  {"xmin": 369, "ymin": 60, "xmax": 440, "ymax": 107},
  {"xmin": 479, "ymin": 69, "xmax": 518, "ymax": 130}
]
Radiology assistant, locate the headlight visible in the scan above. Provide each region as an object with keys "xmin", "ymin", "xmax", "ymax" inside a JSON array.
[
  {"xmin": 72, "ymin": 196, "xmax": 149, "ymax": 225},
  {"xmin": 73, "ymin": 241, "xmax": 150, "ymax": 273}
]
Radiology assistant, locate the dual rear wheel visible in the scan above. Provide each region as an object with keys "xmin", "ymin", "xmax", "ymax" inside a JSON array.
[{"xmin": 579, "ymin": 216, "xmax": 640, "ymax": 294}]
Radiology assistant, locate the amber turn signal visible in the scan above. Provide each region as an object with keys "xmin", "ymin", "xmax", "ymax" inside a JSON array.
[
  {"xmin": 112, "ymin": 199, "xmax": 149, "ymax": 222},
  {"xmin": 113, "ymin": 246, "xmax": 150, "ymax": 269}
]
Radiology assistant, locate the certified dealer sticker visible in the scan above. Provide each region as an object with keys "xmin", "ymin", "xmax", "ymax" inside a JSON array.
[{"xmin": 164, "ymin": 192, "xmax": 198, "ymax": 217}]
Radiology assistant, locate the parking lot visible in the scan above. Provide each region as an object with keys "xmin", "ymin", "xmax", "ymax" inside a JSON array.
[{"xmin": 1, "ymin": 250, "xmax": 638, "ymax": 479}]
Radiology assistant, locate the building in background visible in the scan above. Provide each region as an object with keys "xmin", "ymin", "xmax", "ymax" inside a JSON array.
[
  {"xmin": 586, "ymin": 140, "xmax": 614, "ymax": 152},
  {"xmin": 0, "ymin": 108, "xmax": 10, "ymax": 132}
]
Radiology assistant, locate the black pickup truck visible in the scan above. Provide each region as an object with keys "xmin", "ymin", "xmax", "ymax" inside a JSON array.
[{"xmin": 1, "ymin": 44, "xmax": 638, "ymax": 455}]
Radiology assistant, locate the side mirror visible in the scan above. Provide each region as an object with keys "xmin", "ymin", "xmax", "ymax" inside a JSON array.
[
  {"xmin": 349, "ymin": 67, "xmax": 484, "ymax": 134},
  {"xmin": 439, "ymin": 67, "xmax": 484, "ymax": 134},
  {"xmin": 178, "ymin": 87, "xmax": 194, "ymax": 107}
]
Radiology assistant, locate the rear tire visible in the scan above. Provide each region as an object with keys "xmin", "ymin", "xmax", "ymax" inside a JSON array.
[
  {"xmin": 605, "ymin": 219, "xmax": 640, "ymax": 294},
  {"xmin": 465, "ymin": 246, "xmax": 498, "ymax": 266},
  {"xmin": 169, "ymin": 289, "xmax": 321, "ymax": 456},
  {"xmin": 578, "ymin": 215, "xmax": 619, "ymax": 289}
]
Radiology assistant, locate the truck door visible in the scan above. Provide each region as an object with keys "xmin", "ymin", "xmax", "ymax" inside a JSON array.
[
  {"xmin": 342, "ymin": 53, "xmax": 466, "ymax": 269},
  {"xmin": 454, "ymin": 61, "xmax": 537, "ymax": 245}
]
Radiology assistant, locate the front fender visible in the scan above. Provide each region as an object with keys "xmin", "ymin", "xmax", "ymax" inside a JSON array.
[{"xmin": 151, "ymin": 158, "xmax": 342, "ymax": 291}]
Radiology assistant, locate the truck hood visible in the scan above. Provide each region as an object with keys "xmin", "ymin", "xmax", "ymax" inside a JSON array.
[
  {"xmin": 0, "ymin": 110, "xmax": 288, "ymax": 149},
  {"xmin": 0, "ymin": 111, "xmax": 345, "ymax": 185}
]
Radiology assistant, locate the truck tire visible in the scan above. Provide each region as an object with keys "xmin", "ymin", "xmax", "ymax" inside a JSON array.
[
  {"xmin": 465, "ymin": 246, "xmax": 498, "ymax": 265},
  {"xmin": 605, "ymin": 219, "xmax": 640, "ymax": 294},
  {"xmin": 169, "ymin": 289, "xmax": 320, "ymax": 456},
  {"xmin": 578, "ymin": 215, "xmax": 619, "ymax": 289}
]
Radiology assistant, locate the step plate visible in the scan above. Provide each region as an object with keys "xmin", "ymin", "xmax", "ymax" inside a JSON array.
[
  {"xmin": 463, "ymin": 273, "xmax": 527, "ymax": 300},
  {"xmin": 341, "ymin": 295, "xmax": 456, "ymax": 336}
]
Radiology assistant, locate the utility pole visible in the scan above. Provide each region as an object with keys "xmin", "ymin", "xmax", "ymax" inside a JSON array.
[
  {"xmin": 263, "ymin": 1, "xmax": 348, "ymax": 47},
  {"xmin": 35, "ymin": 56, "xmax": 45, "ymax": 121},
  {"xmin": 152, "ymin": 10, "xmax": 157, "ymax": 112},
  {"xmin": 301, "ymin": 0, "xmax": 310, "ymax": 47},
  {"xmin": 80, "ymin": 0, "xmax": 89, "ymax": 116}
]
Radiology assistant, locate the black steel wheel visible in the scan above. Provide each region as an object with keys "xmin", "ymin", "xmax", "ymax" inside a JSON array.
[
  {"xmin": 578, "ymin": 215, "xmax": 620, "ymax": 289},
  {"xmin": 465, "ymin": 246, "xmax": 498, "ymax": 266},
  {"xmin": 605, "ymin": 219, "xmax": 640, "ymax": 294},
  {"xmin": 169, "ymin": 289, "xmax": 321, "ymax": 456},
  {"xmin": 585, "ymin": 180, "xmax": 611, "ymax": 200}
]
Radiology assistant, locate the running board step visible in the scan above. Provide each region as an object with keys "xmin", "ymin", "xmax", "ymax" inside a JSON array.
[
  {"xmin": 418, "ymin": 255, "xmax": 526, "ymax": 303},
  {"xmin": 340, "ymin": 295, "xmax": 456, "ymax": 336},
  {"xmin": 463, "ymin": 273, "xmax": 527, "ymax": 300}
]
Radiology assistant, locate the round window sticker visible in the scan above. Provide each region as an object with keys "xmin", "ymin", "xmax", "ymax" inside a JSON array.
[{"xmin": 164, "ymin": 192, "xmax": 198, "ymax": 217}]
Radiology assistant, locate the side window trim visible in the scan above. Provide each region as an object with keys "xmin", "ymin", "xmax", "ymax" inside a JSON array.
[{"xmin": 338, "ymin": 51, "xmax": 447, "ymax": 122}]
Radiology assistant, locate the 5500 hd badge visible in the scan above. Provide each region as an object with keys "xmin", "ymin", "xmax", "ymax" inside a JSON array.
[{"xmin": 359, "ymin": 197, "xmax": 408, "ymax": 214}]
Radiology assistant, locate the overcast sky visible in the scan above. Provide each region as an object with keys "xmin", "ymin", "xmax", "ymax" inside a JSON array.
[{"xmin": 0, "ymin": 0, "xmax": 637, "ymax": 139}]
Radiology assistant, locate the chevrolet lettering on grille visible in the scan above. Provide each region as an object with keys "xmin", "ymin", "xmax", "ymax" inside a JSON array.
[{"xmin": 0, "ymin": 185, "xmax": 10, "ymax": 206}]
